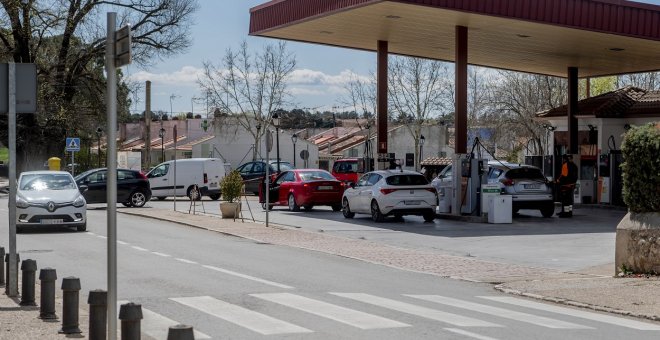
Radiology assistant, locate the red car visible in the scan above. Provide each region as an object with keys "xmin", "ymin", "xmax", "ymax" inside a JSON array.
[
  {"xmin": 259, "ymin": 169, "xmax": 344, "ymax": 211},
  {"xmin": 331, "ymin": 158, "xmax": 363, "ymax": 186}
]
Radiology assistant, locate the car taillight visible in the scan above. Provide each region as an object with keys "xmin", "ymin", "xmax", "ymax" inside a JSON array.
[
  {"xmin": 500, "ymin": 178, "xmax": 514, "ymax": 186},
  {"xmin": 425, "ymin": 188, "xmax": 437, "ymax": 194},
  {"xmin": 138, "ymin": 172, "xmax": 148, "ymax": 180},
  {"xmin": 203, "ymin": 173, "xmax": 208, "ymax": 184},
  {"xmin": 380, "ymin": 188, "xmax": 397, "ymax": 195}
]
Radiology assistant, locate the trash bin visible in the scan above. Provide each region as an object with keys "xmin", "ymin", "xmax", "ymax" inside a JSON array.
[
  {"xmin": 437, "ymin": 187, "xmax": 451, "ymax": 213},
  {"xmin": 488, "ymin": 195, "xmax": 512, "ymax": 224},
  {"xmin": 48, "ymin": 157, "xmax": 61, "ymax": 171}
]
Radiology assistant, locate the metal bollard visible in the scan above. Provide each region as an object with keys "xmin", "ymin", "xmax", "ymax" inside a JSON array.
[
  {"xmin": 19, "ymin": 259, "xmax": 37, "ymax": 306},
  {"xmin": 88, "ymin": 290, "xmax": 107, "ymax": 340},
  {"xmin": 5, "ymin": 253, "xmax": 19, "ymax": 295},
  {"xmin": 0, "ymin": 247, "xmax": 4, "ymax": 286},
  {"xmin": 167, "ymin": 324, "xmax": 195, "ymax": 340},
  {"xmin": 59, "ymin": 277, "xmax": 82, "ymax": 334},
  {"xmin": 38, "ymin": 268, "xmax": 57, "ymax": 319},
  {"xmin": 119, "ymin": 302, "xmax": 143, "ymax": 340}
]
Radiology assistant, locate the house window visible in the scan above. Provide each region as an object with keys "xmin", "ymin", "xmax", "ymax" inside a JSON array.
[
  {"xmin": 405, "ymin": 153, "xmax": 414, "ymax": 167},
  {"xmin": 183, "ymin": 152, "xmax": 192, "ymax": 158}
]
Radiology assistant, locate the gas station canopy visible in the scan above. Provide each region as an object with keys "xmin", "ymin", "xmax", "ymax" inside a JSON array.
[{"xmin": 250, "ymin": 0, "xmax": 660, "ymax": 78}]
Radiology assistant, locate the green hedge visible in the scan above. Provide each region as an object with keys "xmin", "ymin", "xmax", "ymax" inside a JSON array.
[{"xmin": 621, "ymin": 122, "xmax": 660, "ymax": 213}]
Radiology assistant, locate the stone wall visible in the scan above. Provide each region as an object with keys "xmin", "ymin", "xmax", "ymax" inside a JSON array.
[{"xmin": 615, "ymin": 212, "xmax": 660, "ymax": 275}]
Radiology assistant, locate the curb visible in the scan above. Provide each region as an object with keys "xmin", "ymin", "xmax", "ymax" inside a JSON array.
[{"xmin": 494, "ymin": 284, "xmax": 660, "ymax": 322}]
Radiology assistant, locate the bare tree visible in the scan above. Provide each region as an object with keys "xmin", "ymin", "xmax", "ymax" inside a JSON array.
[
  {"xmin": 0, "ymin": 0, "xmax": 198, "ymax": 169},
  {"xmin": 617, "ymin": 72, "xmax": 660, "ymax": 90},
  {"xmin": 341, "ymin": 71, "xmax": 376, "ymax": 120},
  {"xmin": 388, "ymin": 56, "xmax": 451, "ymax": 170},
  {"xmin": 198, "ymin": 41, "xmax": 296, "ymax": 160},
  {"xmin": 488, "ymin": 72, "xmax": 567, "ymax": 158}
]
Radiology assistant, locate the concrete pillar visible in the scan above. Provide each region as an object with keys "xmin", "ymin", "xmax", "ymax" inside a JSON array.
[
  {"xmin": 455, "ymin": 26, "xmax": 468, "ymax": 155},
  {"xmin": 377, "ymin": 40, "xmax": 388, "ymax": 168},
  {"xmin": 145, "ymin": 80, "xmax": 152, "ymax": 169},
  {"xmin": 568, "ymin": 67, "xmax": 579, "ymax": 154}
]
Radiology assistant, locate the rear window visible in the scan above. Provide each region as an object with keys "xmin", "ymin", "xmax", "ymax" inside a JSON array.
[
  {"xmin": 505, "ymin": 167, "xmax": 545, "ymax": 180},
  {"xmin": 118, "ymin": 170, "xmax": 137, "ymax": 180},
  {"xmin": 385, "ymin": 174, "xmax": 428, "ymax": 186},
  {"xmin": 273, "ymin": 162, "xmax": 293, "ymax": 171},
  {"xmin": 333, "ymin": 161, "xmax": 358, "ymax": 173},
  {"xmin": 298, "ymin": 171, "xmax": 335, "ymax": 181}
]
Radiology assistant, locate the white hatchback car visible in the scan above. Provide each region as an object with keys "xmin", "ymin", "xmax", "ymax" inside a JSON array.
[
  {"xmin": 342, "ymin": 170, "xmax": 437, "ymax": 222},
  {"xmin": 16, "ymin": 171, "xmax": 87, "ymax": 232}
]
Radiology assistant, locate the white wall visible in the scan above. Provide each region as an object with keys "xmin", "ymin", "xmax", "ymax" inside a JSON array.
[{"xmin": 192, "ymin": 119, "xmax": 319, "ymax": 170}]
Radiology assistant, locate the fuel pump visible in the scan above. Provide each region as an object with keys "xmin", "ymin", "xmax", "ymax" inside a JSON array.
[{"xmin": 460, "ymin": 157, "xmax": 488, "ymax": 215}]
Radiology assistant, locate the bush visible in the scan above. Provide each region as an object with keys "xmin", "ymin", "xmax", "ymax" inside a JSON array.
[
  {"xmin": 621, "ymin": 122, "xmax": 660, "ymax": 213},
  {"xmin": 220, "ymin": 170, "xmax": 244, "ymax": 203}
]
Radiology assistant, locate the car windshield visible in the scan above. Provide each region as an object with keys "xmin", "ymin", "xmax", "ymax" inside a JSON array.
[
  {"xmin": 20, "ymin": 174, "xmax": 76, "ymax": 191},
  {"xmin": 333, "ymin": 161, "xmax": 358, "ymax": 173},
  {"xmin": 385, "ymin": 174, "xmax": 429, "ymax": 186},
  {"xmin": 275, "ymin": 162, "xmax": 293, "ymax": 171},
  {"xmin": 505, "ymin": 167, "xmax": 546, "ymax": 180},
  {"xmin": 298, "ymin": 171, "xmax": 334, "ymax": 181},
  {"xmin": 74, "ymin": 169, "xmax": 96, "ymax": 181}
]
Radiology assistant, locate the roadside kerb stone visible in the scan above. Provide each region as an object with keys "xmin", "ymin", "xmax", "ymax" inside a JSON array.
[{"xmin": 119, "ymin": 208, "xmax": 586, "ymax": 283}]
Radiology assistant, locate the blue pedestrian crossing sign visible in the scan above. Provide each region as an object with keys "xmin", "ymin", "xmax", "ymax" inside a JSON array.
[{"xmin": 65, "ymin": 137, "xmax": 81, "ymax": 152}]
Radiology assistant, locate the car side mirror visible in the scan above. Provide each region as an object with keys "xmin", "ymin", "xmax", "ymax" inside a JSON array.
[
  {"xmin": 349, "ymin": 182, "xmax": 356, "ymax": 189},
  {"xmin": 78, "ymin": 185, "xmax": 88, "ymax": 193}
]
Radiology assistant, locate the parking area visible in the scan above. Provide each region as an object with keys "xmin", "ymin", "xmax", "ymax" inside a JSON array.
[{"xmin": 145, "ymin": 196, "xmax": 625, "ymax": 274}]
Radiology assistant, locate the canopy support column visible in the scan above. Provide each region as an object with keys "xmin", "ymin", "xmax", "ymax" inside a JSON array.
[
  {"xmin": 377, "ymin": 40, "xmax": 388, "ymax": 168},
  {"xmin": 455, "ymin": 26, "xmax": 468, "ymax": 155},
  {"xmin": 567, "ymin": 67, "xmax": 578, "ymax": 154}
]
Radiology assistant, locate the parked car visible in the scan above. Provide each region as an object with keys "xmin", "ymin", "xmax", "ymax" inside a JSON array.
[
  {"xmin": 331, "ymin": 158, "xmax": 362, "ymax": 186},
  {"xmin": 75, "ymin": 168, "xmax": 152, "ymax": 207},
  {"xmin": 236, "ymin": 160, "xmax": 294, "ymax": 195},
  {"xmin": 342, "ymin": 170, "xmax": 437, "ymax": 222},
  {"xmin": 147, "ymin": 158, "xmax": 230, "ymax": 200},
  {"xmin": 487, "ymin": 162, "xmax": 555, "ymax": 217},
  {"xmin": 259, "ymin": 169, "xmax": 343, "ymax": 211},
  {"xmin": 16, "ymin": 171, "xmax": 87, "ymax": 232}
]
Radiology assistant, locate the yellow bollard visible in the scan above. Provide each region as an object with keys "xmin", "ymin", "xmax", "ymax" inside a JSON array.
[{"xmin": 48, "ymin": 157, "xmax": 61, "ymax": 171}]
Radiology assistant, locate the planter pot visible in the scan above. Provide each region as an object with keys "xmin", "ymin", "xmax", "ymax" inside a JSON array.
[
  {"xmin": 615, "ymin": 212, "xmax": 660, "ymax": 275},
  {"xmin": 220, "ymin": 202, "xmax": 241, "ymax": 219}
]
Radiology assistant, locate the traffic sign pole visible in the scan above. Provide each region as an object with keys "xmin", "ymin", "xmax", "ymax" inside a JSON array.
[
  {"xmin": 106, "ymin": 12, "xmax": 118, "ymax": 340},
  {"xmin": 7, "ymin": 62, "xmax": 18, "ymax": 297}
]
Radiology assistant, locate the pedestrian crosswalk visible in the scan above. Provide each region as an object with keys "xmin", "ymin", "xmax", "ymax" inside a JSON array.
[{"xmin": 122, "ymin": 292, "xmax": 660, "ymax": 339}]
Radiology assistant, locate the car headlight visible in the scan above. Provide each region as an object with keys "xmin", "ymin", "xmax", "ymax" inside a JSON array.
[
  {"xmin": 16, "ymin": 197, "xmax": 29, "ymax": 209},
  {"xmin": 72, "ymin": 195, "xmax": 86, "ymax": 208}
]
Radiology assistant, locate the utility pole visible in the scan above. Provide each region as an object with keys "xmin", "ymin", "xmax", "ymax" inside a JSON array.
[{"xmin": 145, "ymin": 81, "xmax": 151, "ymax": 169}]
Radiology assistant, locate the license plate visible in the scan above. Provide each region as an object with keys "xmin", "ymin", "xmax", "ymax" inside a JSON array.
[
  {"xmin": 524, "ymin": 184, "xmax": 541, "ymax": 189},
  {"xmin": 404, "ymin": 200, "xmax": 421, "ymax": 205},
  {"xmin": 41, "ymin": 219, "xmax": 63, "ymax": 224},
  {"xmin": 318, "ymin": 185, "xmax": 333, "ymax": 190}
]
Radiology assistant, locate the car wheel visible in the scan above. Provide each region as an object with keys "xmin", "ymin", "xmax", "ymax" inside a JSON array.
[
  {"xmin": 370, "ymin": 200, "xmax": 384, "ymax": 222},
  {"xmin": 253, "ymin": 191, "xmax": 260, "ymax": 196},
  {"xmin": 16, "ymin": 225, "xmax": 23, "ymax": 234},
  {"xmin": 121, "ymin": 202, "xmax": 133, "ymax": 207},
  {"xmin": 394, "ymin": 214, "xmax": 404, "ymax": 222},
  {"xmin": 76, "ymin": 223, "xmax": 87, "ymax": 232},
  {"xmin": 342, "ymin": 198, "xmax": 355, "ymax": 218},
  {"xmin": 423, "ymin": 211, "xmax": 436, "ymax": 222},
  {"xmin": 331, "ymin": 204, "xmax": 342, "ymax": 212},
  {"xmin": 261, "ymin": 202, "xmax": 273, "ymax": 210},
  {"xmin": 303, "ymin": 205, "xmax": 314, "ymax": 211},
  {"xmin": 288, "ymin": 194, "xmax": 300, "ymax": 212},
  {"xmin": 187, "ymin": 186, "xmax": 202, "ymax": 201},
  {"xmin": 209, "ymin": 194, "xmax": 221, "ymax": 200},
  {"xmin": 129, "ymin": 190, "xmax": 147, "ymax": 208},
  {"xmin": 156, "ymin": 196, "xmax": 166, "ymax": 201},
  {"xmin": 540, "ymin": 204, "xmax": 555, "ymax": 218}
]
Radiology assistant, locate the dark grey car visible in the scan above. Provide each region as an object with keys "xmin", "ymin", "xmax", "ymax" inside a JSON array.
[{"xmin": 236, "ymin": 161, "xmax": 293, "ymax": 195}]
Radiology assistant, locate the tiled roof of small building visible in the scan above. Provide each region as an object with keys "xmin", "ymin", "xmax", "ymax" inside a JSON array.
[
  {"xmin": 420, "ymin": 157, "xmax": 452, "ymax": 166},
  {"xmin": 537, "ymin": 86, "xmax": 659, "ymax": 118}
]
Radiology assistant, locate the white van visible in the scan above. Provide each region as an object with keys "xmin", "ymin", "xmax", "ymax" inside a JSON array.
[{"xmin": 147, "ymin": 158, "xmax": 231, "ymax": 200}]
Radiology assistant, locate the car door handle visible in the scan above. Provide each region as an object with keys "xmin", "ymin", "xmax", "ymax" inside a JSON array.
[{"xmin": 162, "ymin": 178, "xmax": 167, "ymax": 181}]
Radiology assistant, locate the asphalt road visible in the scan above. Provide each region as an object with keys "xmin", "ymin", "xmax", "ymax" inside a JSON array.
[
  {"xmin": 3, "ymin": 199, "xmax": 655, "ymax": 340},
  {"xmin": 149, "ymin": 196, "xmax": 624, "ymax": 272}
]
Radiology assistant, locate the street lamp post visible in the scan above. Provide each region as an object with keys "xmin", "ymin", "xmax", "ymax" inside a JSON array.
[
  {"xmin": 272, "ymin": 113, "xmax": 281, "ymax": 172},
  {"xmin": 291, "ymin": 133, "xmax": 298, "ymax": 168},
  {"xmin": 96, "ymin": 127, "xmax": 102, "ymax": 168},
  {"xmin": 159, "ymin": 128, "xmax": 165, "ymax": 162},
  {"xmin": 419, "ymin": 134, "xmax": 426, "ymax": 172}
]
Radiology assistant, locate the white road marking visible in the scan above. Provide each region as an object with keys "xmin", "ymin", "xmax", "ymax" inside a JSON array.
[
  {"xmin": 480, "ymin": 296, "xmax": 660, "ymax": 331},
  {"xmin": 175, "ymin": 258, "xmax": 197, "ymax": 264},
  {"xmin": 131, "ymin": 246, "xmax": 148, "ymax": 252},
  {"xmin": 151, "ymin": 252, "xmax": 171, "ymax": 257},
  {"xmin": 117, "ymin": 240, "xmax": 129, "ymax": 245},
  {"xmin": 118, "ymin": 301, "xmax": 210, "ymax": 339},
  {"xmin": 331, "ymin": 293, "xmax": 500, "ymax": 327},
  {"xmin": 202, "ymin": 265, "xmax": 293, "ymax": 289},
  {"xmin": 252, "ymin": 293, "xmax": 410, "ymax": 329},
  {"xmin": 444, "ymin": 328, "xmax": 500, "ymax": 340},
  {"xmin": 86, "ymin": 232, "xmax": 97, "ymax": 236},
  {"xmin": 407, "ymin": 295, "xmax": 591, "ymax": 329},
  {"xmin": 171, "ymin": 296, "xmax": 311, "ymax": 335},
  {"xmin": 96, "ymin": 235, "xmax": 107, "ymax": 239}
]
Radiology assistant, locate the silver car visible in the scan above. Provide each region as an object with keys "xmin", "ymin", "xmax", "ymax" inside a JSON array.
[
  {"xmin": 487, "ymin": 162, "xmax": 554, "ymax": 217},
  {"xmin": 16, "ymin": 171, "xmax": 87, "ymax": 232}
]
